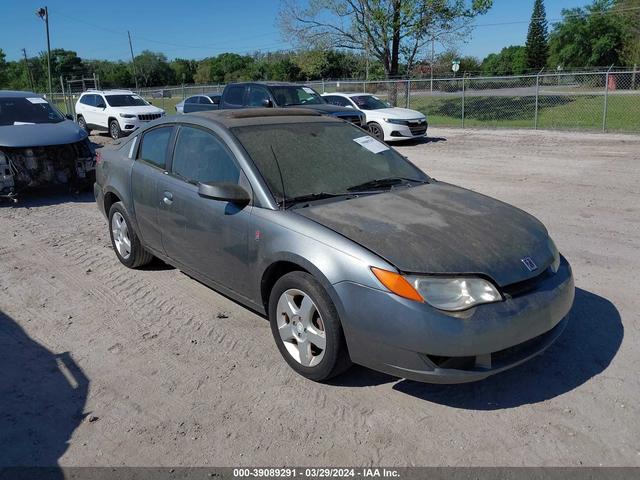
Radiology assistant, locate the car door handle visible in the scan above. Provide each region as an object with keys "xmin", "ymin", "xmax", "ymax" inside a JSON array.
[{"xmin": 163, "ymin": 191, "xmax": 173, "ymax": 206}]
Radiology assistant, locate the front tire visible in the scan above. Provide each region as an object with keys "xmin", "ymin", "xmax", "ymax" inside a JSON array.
[
  {"xmin": 368, "ymin": 122, "xmax": 385, "ymax": 141},
  {"xmin": 269, "ymin": 271, "xmax": 351, "ymax": 382},
  {"xmin": 108, "ymin": 202, "xmax": 153, "ymax": 268},
  {"xmin": 109, "ymin": 119, "xmax": 122, "ymax": 140},
  {"xmin": 77, "ymin": 115, "xmax": 90, "ymax": 134}
]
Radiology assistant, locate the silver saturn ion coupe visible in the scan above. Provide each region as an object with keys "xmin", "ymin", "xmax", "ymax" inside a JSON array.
[{"xmin": 94, "ymin": 108, "xmax": 575, "ymax": 384}]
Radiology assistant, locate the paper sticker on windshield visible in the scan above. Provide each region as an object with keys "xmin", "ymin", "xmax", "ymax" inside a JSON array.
[
  {"xmin": 26, "ymin": 97, "xmax": 48, "ymax": 104},
  {"xmin": 353, "ymin": 136, "xmax": 389, "ymax": 154},
  {"xmin": 302, "ymin": 87, "xmax": 316, "ymax": 94},
  {"xmin": 14, "ymin": 121, "xmax": 35, "ymax": 125}
]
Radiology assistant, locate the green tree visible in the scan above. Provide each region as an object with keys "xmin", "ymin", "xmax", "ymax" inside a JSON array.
[
  {"xmin": 170, "ymin": 58, "xmax": 198, "ymax": 84},
  {"xmin": 616, "ymin": 0, "xmax": 640, "ymax": 65},
  {"xmin": 481, "ymin": 45, "xmax": 527, "ymax": 75},
  {"xmin": 0, "ymin": 49, "xmax": 7, "ymax": 87},
  {"xmin": 134, "ymin": 50, "xmax": 175, "ymax": 87},
  {"xmin": 280, "ymin": 0, "xmax": 493, "ymax": 80},
  {"xmin": 525, "ymin": 0, "xmax": 548, "ymax": 69},
  {"xmin": 548, "ymin": 0, "xmax": 627, "ymax": 68}
]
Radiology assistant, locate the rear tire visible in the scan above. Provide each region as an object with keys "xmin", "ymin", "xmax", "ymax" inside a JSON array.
[
  {"xmin": 109, "ymin": 119, "xmax": 122, "ymax": 140},
  {"xmin": 269, "ymin": 271, "xmax": 352, "ymax": 382},
  {"xmin": 108, "ymin": 202, "xmax": 153, "ymax": 268}
]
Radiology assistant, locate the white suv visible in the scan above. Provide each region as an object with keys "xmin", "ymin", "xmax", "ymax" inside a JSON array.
[{"xmin": 75, "ymin": 90, "xmax": 165, "ymax": 139}]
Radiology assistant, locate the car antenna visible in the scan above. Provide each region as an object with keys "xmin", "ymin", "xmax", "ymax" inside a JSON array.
[{"xmin": 270, "ymin": 144, "xmax": 286, "ymax": 210}]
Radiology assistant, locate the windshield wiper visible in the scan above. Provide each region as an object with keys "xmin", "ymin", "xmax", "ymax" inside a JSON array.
[
  {"xmin": 346, "ymin": 177, "xmax": 428, "ymax": 192},
  {"xmin": 283, "ymin": 192, "xmax": 349, "ymax": 209}
]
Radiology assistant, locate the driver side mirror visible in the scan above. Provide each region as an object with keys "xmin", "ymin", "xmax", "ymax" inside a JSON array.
[
  {"xmin": 261, "ymin": 98, "xmax": 273, "ymax": 108},
  {"xmin": 198, "ymin": 182, "xmax": 250, "ymax": 204},
  {"xmin": 65, "ymin": 114, "xmax": 73, "ymax": 120},
  {"xmin": 96, "ymin": 102, "xmax": 106, "ymax": 109}
]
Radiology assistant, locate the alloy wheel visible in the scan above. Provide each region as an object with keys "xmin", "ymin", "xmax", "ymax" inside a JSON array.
[
  {"xmin": 276, "ymin": 288, "xmax": 327, "ymax": 367},
  {"xmin": 111, "ymin": 212, "xmax": 131, "ymax": 259}
]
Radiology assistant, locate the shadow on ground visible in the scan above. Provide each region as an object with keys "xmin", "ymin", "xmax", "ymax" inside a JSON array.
[
  {"xmin": 0, "ymin": 310, "xmax": 89, "ymax": 470},
  {"xmin": 392, "ymin": 288, "xmax": 622, "ymax": 408},
  {"xmin": 1, "ymin": 190, "xmax": 95, "ymax": 209}
]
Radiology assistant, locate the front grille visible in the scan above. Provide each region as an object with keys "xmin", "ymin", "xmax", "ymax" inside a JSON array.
[
  {"xmin": 502, "ymin": 268, "xmax": 553, "ymax": 298},
  {"xmin": 408, "ymin": 120, "xmax": 427, "ymax": 135},
  {"xmin": 138, "ymin": 113, "xmax": 162, "ymax": 121}
]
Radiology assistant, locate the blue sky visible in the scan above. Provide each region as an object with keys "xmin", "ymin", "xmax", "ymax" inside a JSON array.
[{"xmin": 1, "ymin": 0, "xmax": 590, "ymax": 62}]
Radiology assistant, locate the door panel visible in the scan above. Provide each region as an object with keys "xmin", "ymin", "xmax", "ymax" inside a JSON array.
[
  {"xmin": 130, "ymin": 125, "xmax": 175, "ymax": 253},
  {"xmin": 157, "ymin": 125, "xmax": 252, "ymax": 293},
  {"xmin": 157, "ymin": 174, "xmax": 252, "ymax": 294}
]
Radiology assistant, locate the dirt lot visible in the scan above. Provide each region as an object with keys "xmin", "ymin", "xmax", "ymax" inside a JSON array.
[{"xmin": 1, "ymin": 128, "xmax": 639, "ymax": 467}]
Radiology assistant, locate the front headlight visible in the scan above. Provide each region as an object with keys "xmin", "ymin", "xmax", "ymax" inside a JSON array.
[
  {"xmin": 548, "ymin": 237, "xmax": 560, "ymax": 273},
  {"xmin": 406, "ymin": 276, "xmax": 502, "ymax": 311},
  {"xmin": 119, "ymin": 113, "xmax": 136, "ymax": 118},
  {"xmin": 371, "ymin": 267, "xmax": 502, "ymax": 311},
  {"xmin": 383, "ymin": 118, "xmax": 408, "ymax": 125}
]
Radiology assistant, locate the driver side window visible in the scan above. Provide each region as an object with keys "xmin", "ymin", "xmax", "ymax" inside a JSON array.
[
  {"xmin": 248, "ymin": 87, "xmax": 271, "ymax": 107},
  {"xmin": 171, "ymin": 126, "xmax": 240, "ymax": 184}
]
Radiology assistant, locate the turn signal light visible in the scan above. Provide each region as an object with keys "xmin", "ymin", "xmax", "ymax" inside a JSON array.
[{"xmin": 371, "ymin": 267, "xmax": 424, "ymax": 303}]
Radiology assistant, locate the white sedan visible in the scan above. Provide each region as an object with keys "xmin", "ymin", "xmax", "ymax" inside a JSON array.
[{"xmin": 322, "ymin": 93, "xmax": 427, "ymax": 142}]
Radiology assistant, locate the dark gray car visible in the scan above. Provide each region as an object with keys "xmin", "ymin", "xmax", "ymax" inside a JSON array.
[
  {"xmin": 0, "ymin": 90, "xmax": 94, "ymax": 200},
  {"xmin": 94, "ymin": 108, "xmax": 574, "ymax": 384}
]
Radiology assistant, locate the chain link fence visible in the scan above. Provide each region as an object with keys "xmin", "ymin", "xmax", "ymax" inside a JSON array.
[{"xmin": 50, "ymin": 69, "xmax": 640, "ymax": 133}]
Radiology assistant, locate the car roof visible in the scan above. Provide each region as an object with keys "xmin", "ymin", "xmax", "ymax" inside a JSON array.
[
  {"xmin": 323, "ymin": 92, "xmax": 371, "ymax": 97},
  {"xmin": 0, "ymin": 90, "xmax": 41, "ymax": 98},
  {"xmin": 184, "ymin": 107, "xmax": 340, "ymax": 128},
  {"xmin": 81, "ymin": 89, "xmax": 135, "ymax": 95},
  {"xmin": 227, "ymin": 81, "xmax": 313, "ymax": 88}
]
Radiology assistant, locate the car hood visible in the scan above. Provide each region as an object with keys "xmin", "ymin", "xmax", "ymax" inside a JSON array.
[
  {"xmin": 0, "ymin": 120, "xmax": 88, "ymax": 148},
  {"xmin": 297, "ymin": 104, "xmax": 361, "ymax": 115},
  {"xmin": 294, "ymin": 182, "xmax": 553, "ymax": 287},
  {"xmin": 371, "ymin": 107, "xmax": 425, "ymax": 120}
]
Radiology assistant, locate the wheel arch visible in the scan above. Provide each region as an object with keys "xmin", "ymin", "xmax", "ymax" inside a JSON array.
[{"xmin": 260, "ymin": 254, "xmax": 341, "ymax": 315}]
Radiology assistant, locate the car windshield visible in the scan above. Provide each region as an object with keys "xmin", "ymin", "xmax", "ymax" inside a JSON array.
[
  {"xmin": 0, "ymin": 97, "xmax": 66, "ymax": 126},
  {"xmin": 270, "ymin": 86, "xmax": 325, "ymax": 107},
  {"xmin": 105, "ymin": 94, "xmax": 148, "ymax": 107},
  {"xmin": 232, "ymin": 121, "xmax": 429, "ymax": 205},
  {"xmin": 351, "ymin": 95, "xmax": 389, "ymax": 110}
]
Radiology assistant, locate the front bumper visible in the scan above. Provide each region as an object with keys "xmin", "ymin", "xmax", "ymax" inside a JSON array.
[
  {"xmin": 384, "ymin": 121, "xmax": 428, "ymax": 141},
  {"xmin": 334, "ymin": 257, "xmax": 574, "ymax": 383}
]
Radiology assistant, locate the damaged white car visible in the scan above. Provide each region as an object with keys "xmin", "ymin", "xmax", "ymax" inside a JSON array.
[{"xmin": 0, "ymin": 90, "xmax": 95, "ymax": 201}]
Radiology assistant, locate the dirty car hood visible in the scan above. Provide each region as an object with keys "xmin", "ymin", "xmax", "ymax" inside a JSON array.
[
  {"xmin": 0, "ymin": 120, "xmax": 88, "ymax": 148},
  {"xmin": 295, "ymin": 182, "xmax": 554, "ymax": 286}
]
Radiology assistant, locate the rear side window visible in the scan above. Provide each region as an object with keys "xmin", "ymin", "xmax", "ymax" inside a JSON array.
[
  {"xmin": 138, "ymin": 126, "xmax": 173, "ymax": 169},
  {"xmin": 248, "ymin": 86, "xmax": 270, "ymax": 107},
  {"xmin": 325, "ymin": 96, "xmax": 351, "ymax": 107},
  {"xmin": 185, "ymin": 96, "xmax": 199, "ymax": 104},
  {"xmin": 224, "ymin": 86, "xmax": 245, "ymax": 106},
  {"xmin": 80, "ymin": 95, "xmax": 95, "ymax": 106},
  {"xmin": 171, "ymin": 126, "xmax": 239, "ymax": 184}
]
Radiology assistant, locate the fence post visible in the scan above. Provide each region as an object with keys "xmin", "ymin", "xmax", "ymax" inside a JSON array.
[
  {"xmin": 534, "ymin": 67, "xmax": 543, "ymax": 129},
  {"xmin": 602, "ymin": 65, "xmax": 613, "ymax": 132},
  {"xmin": 406, "ymin": 79, "xmax": 410, "ymax": 108},
  {"xmin": 322, "ymin": 79, "xmax": 325, "ymax": 94},
  {"xmin": 461, "ymin": 74, "xmax": 466, "ymax": 128}
]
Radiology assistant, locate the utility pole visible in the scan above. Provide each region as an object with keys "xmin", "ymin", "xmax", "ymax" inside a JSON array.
[
  {"xmin": 128, "ymin": 31, "xmax": 139, "ymax": 91},
  {"xmin": 430, "ymin": 37, "xmax": 435, "ymax": 93},
  {"xmin": 21, "ymin": 48, "xmax": 35, "ymax": 91},
  {"xmin": 36, "ymin": 6, "xmax": 52, "ymax": 99}
]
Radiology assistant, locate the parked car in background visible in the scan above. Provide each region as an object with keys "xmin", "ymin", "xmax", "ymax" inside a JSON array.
[
  {"xmin": 75, "ymin": 90, "xmax": 165, "ymax": 140},
  {"xmin": 95, "ymin": 108, "xmax": 574, "ymax": 384},
  {"xmin": 175, "ymin": 93, "xmax": 221, "ymax": 114},
  {"xmin": 151, "ymin": 89, "xmax": 172, "ymax": 99},
  {"xmin": 323, "ymin": 93, "xmax": 427, "ymax": 141},
  {"xmin": 219, "ymin": 82, "xmax": 365, "ymax": 127},
  {"xmin": 0, "ymin": 90, "xmax": 94, "ymax": 200}
]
